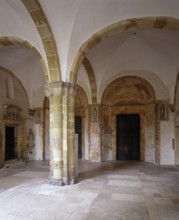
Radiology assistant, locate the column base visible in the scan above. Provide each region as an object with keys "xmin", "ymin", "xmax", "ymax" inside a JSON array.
[
  {"xmin": 50, "ymin": 178, "xmax": 64, "ymax": 186},
  {"xmin": 50, "ymin": 177, "xmax": 78, "ymax": 186},
  {"xmin": 63, "ymin": 176, "xmax": 78, "ymax": 185}
]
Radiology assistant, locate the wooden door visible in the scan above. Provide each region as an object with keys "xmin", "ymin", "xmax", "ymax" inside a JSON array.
[{"xmin": 116, "ymin": 114, "xmax": 140, "ymax": 160}]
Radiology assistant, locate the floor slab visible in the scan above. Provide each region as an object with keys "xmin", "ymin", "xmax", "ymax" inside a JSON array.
[{"xmin": 0, "ymin": 160, "xmax": 179, "ymax": 220}]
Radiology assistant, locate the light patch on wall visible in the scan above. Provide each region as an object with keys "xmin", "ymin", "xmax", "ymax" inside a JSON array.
[{"xmin": 6, "ymin": 76, "xmax": 14, "ymax": 99}]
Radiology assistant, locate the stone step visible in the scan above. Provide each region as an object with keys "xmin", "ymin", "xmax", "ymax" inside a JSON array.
[{"xmin": 4, "ymin": 159, "xmax": 26, "ymax": 168}]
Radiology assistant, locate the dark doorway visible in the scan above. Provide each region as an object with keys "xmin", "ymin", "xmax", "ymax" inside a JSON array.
[
  {"xmin": 75, "ymin": 116, "xmax": 82, "ymax": 159},
  {"xmin": 5, "ymin": 126, "xmax": 15, "ymax": 161},
  {"xmin": 116, "ymin": 114, "xmax": 140, "ymax": 160}
]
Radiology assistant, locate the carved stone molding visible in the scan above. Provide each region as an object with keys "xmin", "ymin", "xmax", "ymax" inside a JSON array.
[
  {"xmin": 157, "ymin": 100, "xmax": 169, "ymax": 121},
  {"xmin": 3, "ymin": 105, "xmax": 22, "ymax": 121}
]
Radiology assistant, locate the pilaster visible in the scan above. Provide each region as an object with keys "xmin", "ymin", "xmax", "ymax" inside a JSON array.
[
  {"xmin": 67, "ymin": 83, "xmax": 76, "ymax": 184},
  {"xmin": 89, "ymin": 104, "xmax": 101, "ymax": 162}
]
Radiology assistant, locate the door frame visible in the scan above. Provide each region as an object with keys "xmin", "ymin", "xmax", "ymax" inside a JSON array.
[
  {"xmin": 0, "ymin": 121, "xmax": 24, "ymax": 164},
  {"xmin": 111, "ymin": 107, "xmax": 146, "ymax": 161}
]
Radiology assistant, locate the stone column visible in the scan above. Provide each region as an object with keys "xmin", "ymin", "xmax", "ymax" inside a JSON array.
[
  {"xmin": 45, "ymin": 81, "xmax": 76, "ymax": 185},
  {"xmin": 67, "ymin": 83, "xmax": 76, "ymax": 184},
  {"xmin": 45, "ymin": 81, "xmax": 63, "ymax": 185},
  {"xmin": 61, "ymin": 82, "xmax": 76, "ymax": 184},
  {"xmin": 62, "ymin": 83, "xmax": 68, "ymax": 184}
]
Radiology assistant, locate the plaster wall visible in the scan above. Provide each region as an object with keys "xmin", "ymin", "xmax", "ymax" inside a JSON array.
[
  {"xmin": 175, "ymin": 126, "xmax": 179, "ymax": 165},
  {"xmin": 34, "ymin": 124, "xmax": 43, "ymax": 160},
  {"xmin": 25, "ymin": 118, "xmax": 35, "ymax": 161},
  {"xmin": 160, "ymin": 113, "xmax": 175, "ymax": 165},
  {"xmin": 144, "ymin": 107, "xmax": 156, "ymax": 164},
  {"xmin": 175, "ymin": 79, "xmax": 179, "ymax": 164},
  {"xmin": 85, "ymin": 108, "xmax": 89, "ymax": 160}
]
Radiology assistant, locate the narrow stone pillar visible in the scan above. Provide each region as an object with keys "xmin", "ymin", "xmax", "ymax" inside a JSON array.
[
  {"xmin": 67, "ymin": 83, "xmax": 76, "ymax": 184},
  {"xmin": 89, "ymin": 104, "xmax": 101, "ymax": 162},
  {"xmin": 62, "ymin": 83, "xmax": 68, "ymax": 184},
  {"xmin": 155, "ymin": 102, "xmax": 161, "ymax": 164},
  {"xmin": 45, "ymin": 81, "xmax": 63, "ymax": 185},
  {"xmin": 0, "ymin": 120, "xmax": 5, "ymax": 167}
]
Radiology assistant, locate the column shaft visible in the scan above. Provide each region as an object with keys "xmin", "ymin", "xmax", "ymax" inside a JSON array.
[
  {"xmin": 46, "ymin": 81, "xmax": 76, "ymax": 185},
  {"xmin": 47, "ymin": 82, "xmax": 63, "ymax": 185},
  {"xmin": 67, "ymin": 84, "xmax": 76, "ymax": 184}
]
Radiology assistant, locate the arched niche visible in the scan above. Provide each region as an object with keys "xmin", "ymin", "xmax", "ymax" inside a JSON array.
[
  {"xmin": 0, "ymin": 68, "xmax": 30, "ymax": 166},
  {"xmin": 101, "ymin": 76, "xmax": 156, "ymax": 163}
]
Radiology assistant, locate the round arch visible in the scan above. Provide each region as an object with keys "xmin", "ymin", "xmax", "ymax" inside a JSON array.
[
  {"xmin": 0, "ymin": 66, "xmax": 30, "ymax": 107},
  {"xmin": 101, "ymin": 75, "xmax": 156, "ymax": 105},
  {"xmin": 99, "ymin": 69, "xmax": 169, "ymax": 103},
  {"xmin": 0, "ymin": 36, "xmax": 49, "ymax": 81},
  {"xmin": 69, "ymin": 16, "xmax": 179, "ymax": 84}
]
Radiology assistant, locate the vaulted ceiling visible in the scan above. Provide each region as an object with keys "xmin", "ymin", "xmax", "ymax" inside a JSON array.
[{"xmin": 0, "ymin": 0, "xmax": 179, "ymax": 105}]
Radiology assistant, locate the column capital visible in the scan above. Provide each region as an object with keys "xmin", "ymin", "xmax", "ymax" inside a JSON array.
[
  {"xmin": 45, "ymin": 81, "xmax": 76, "ymax": 97},
  {"xmin": 63, "ymin": 81, "xmax": 76, "ymax": 89},
  {"xmin": 45, "ymin": 81, "xmax": 63, "ymax": 97}
]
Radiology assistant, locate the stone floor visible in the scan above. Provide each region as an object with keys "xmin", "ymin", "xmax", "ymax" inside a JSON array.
[{"xmin": 0, "ymin": 160, "xmax": 179, "ymax": 220}]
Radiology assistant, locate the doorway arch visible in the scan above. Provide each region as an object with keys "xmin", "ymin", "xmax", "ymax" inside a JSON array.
[{"xmin": 101, "ymin": 76, "xmax": 156, "ymax": 162}]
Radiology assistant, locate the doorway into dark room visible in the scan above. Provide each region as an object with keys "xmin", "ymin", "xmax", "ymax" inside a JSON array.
[{"xmin": 116, "ymin": 114, "xmax": 140, "ymax": 160}]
